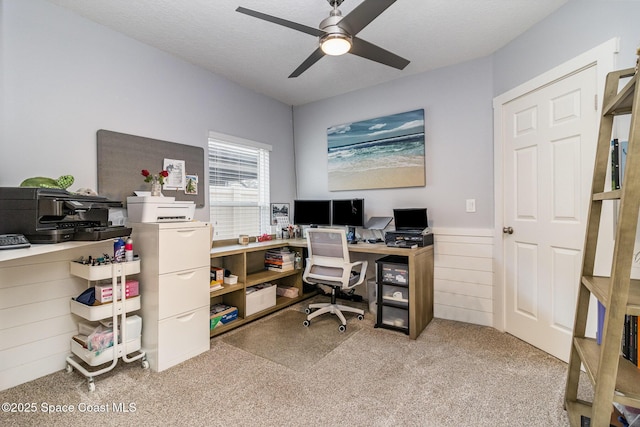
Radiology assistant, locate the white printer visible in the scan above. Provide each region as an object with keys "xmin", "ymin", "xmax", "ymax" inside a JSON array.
[{"xmin": 126, "ymin": 196, "xmax": 195, "ymax": 223}]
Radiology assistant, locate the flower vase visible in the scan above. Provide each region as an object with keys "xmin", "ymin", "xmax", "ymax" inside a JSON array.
[{"xmin": 150, "ymin": 179, "xmax": 162, "ymax": 197}]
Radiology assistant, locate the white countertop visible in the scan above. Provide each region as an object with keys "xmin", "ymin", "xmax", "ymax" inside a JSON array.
[{"xmin": 0, "ymin": 240, "xmax": 111, "ymax": 263}]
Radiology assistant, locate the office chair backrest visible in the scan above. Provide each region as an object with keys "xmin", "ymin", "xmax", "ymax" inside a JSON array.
[
  {"xmin": 306, "ymin": 228, "xmax": 350, "ymax": 265},
  {"xmin": 304, "ymin": 228, "xmax": 353, "ymax": 286}
]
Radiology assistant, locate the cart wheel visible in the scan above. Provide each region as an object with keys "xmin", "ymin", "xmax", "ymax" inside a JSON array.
[
  {"xmin": 65, "ymin": 364, "xmax": 73, "ymax": 373},
  {"xmin": 338, "ymin": 324, "xmax": 346, "ymax": 332},
  {"xmin": 87, "ymin": 379, "xmax": 95, "ymax": 392},
  {"xmin": 303, "ymin": 320, "xmax": 310, "ymax": 327},
  {"xmin": 304, "ymin": 308, "xmax": 311, "ymax": 314},
  {"xmin": 141, "ymin": 360, "xmax": 150, "ymax": 369},
  {"xmin": 357, "ymin": 314, "xmax": 364, "ymax": 321}
]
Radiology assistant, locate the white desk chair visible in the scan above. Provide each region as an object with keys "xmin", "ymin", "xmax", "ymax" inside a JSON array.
[{"xmin": 302, "ymin": 228, "xmax": 367, "ymax": 332}]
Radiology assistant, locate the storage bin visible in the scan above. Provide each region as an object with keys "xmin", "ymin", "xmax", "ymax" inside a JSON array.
[
  {"xmin": 381, "ymin": 284, "xmax": 409, "ymax": 306},
  {"xmin": 245, "ymin": 284, "xmax": 276, "ymax": 316},
  {"xmin": 275, "ymin": 285, "xmax": 299, "ymax": 298},
  {"xmin": 69, "ymin": 259, "xmax": 140, "ymax": 281},
  {"xmin": 381, "ymin": 305, "xmax": 409, "ymax": 329},
  {"xmin": 70, "ymin": 296, "xmax": 141, "ymax": 321},
  {"xmin": 71, "ymin": 336, "xmax": 141, "ymax": 367},
  {"xmin": 94, "ymin": 279, "xmax": 139, "ymax": 303},
  {"xmin": 380, "ymin": 265, "xmax": 408, "ymax": 285},
  {"xmin": 70, "ymin": 316, "xmax": 142, "ymax": 367},
  {"xmin": 367, "ymin": 279, "xmax": 377, "ymax": 314}
]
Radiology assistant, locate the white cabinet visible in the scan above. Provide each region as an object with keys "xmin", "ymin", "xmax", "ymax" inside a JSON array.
[{"xmin": 131, "ymin": 222, "xmax": 210, "ymax": 372}]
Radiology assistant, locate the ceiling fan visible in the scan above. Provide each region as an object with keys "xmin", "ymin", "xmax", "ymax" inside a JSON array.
[{"xmin": 236, "ymin": 0, "xmax": 410, "ymax": 78}]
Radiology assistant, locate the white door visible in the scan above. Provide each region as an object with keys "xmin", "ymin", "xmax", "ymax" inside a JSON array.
[{"xmin": 500, "ymin": 65, "xmax": 598, "ymax": 362}]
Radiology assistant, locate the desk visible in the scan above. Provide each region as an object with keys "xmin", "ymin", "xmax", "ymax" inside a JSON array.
[
  {"xmin": 294, "ymin": 239, "xmax": 434, "ymax": 340},
  {"xmin": 210, "ymin": 238, "xmax": 433, "ymax": 340}
]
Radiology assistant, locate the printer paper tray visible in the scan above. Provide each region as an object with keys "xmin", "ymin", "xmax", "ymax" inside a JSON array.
[{"xmin": 73, "ymin": 226, "xmax": 132, "ymax": 241}]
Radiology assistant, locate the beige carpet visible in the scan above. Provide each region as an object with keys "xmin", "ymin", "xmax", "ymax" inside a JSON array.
[{"xmin": 0, "ymin": 296, "xmax": 590, "ymax": 426}]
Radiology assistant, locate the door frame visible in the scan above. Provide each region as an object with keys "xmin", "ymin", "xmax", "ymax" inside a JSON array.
[{"xmin": 492, "ymin": 38, "xmax": 618, "ymax": 332}]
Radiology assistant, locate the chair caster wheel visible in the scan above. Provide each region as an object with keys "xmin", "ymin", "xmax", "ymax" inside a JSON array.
[
  {"xmin": 338, "ymin": 324, "xmax": 346, "ymax": 332},
  {"xmin": 303, "ymin": 320, "xmax": 310, "ymax": 327},
  {"xmin": 142, "ymin": 360, "xmax": 150, "ymax": 369},
  {"xmin": 87, "ymin": 379, "xmax": 95, "ymax": 392},
  {"xmin": 304, "ymin": 308, "xmax": 311, "ymax": 314},
  {"xmin": 357, "ymin": 314, "xmax": 364, "ymax": 321},
  {"xmin": 65, "ymin": 364, "xmax": 73, "ymax": 373}
]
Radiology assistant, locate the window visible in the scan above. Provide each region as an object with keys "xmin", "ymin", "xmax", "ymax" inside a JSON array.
[{"xmin": 208, "ymin": 132, "xmax": 271, "ymax": 241}]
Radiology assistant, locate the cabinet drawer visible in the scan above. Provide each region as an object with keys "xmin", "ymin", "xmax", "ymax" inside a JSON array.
[
  {"xmin": 157, "ymin": 306, "xmax": 209, "ymax": 372},
  {"xmin": 158, "ymin": 227, "xmax": 210, "ymax": 274},
  {"xmin": 380, "ymin": 305, "xmax": 409, "ymax": 330},
  {"xmin": 158, "ymin": 267, "xmax": 209, "ymax": 319},
  {"xmin": 380, "ymin": 284, "xmax": 409, "ymax": 307}
]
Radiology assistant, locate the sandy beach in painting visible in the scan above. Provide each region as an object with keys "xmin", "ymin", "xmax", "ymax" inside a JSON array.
[
  {"xmin": 327, "ymin": 109, "xmax": 425, "ymax": 191},
  {"xmin": 329, "ymin": 165, "xmax": 425, "ymax": 191}
]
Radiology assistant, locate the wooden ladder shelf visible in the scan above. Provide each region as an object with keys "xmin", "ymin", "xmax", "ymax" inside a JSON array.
[{"xmin": 564, "ymin": 66, "xmax": 640, "ymax": 426}]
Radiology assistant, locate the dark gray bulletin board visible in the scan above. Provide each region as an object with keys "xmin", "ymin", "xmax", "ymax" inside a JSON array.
[{"xmin": 97, "ymin": 129, "xmax": 205, "ymax": 207}]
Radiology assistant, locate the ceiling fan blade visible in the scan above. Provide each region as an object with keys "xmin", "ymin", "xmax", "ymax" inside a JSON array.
[
  {"xmin": 350, "ymin": 37, "xmax": 409, "ymax": 70},
  {"xmin": 236, "ymin": 7, "xmax": 324, "ymax": 37},
  {"xmin": 339, "ymin": 0, "xmax": 397, "ymax": 36},
  {"xmin": 289, "ymin": 48, "xmax": 325, "ymax": 78}
]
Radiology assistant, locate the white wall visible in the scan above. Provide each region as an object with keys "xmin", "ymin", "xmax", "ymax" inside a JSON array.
[
  {"xmin": 0, "ymin": 0, "xmax": 297, "ymax": 219},
  {"xmin": 493, "ymin": 0, "xmax": 640, "ymax": 96},
  {"xmin": 292, "ymin": 56, "xmax": 494, "ymax": 229}
]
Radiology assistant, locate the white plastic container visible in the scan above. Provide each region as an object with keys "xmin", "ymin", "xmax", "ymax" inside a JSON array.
[{"xmin": 245, "ymin": 284, "xmax": 276, "ymax": 316}]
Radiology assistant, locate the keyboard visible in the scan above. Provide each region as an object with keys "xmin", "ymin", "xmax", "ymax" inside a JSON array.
[{"xmin": 0, "ymin": 234, "xmax": 31, "ymax": 249}]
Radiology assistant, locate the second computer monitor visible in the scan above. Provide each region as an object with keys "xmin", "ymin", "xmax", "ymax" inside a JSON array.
[
  {"xmin": 332, "ymin": 199, "xmax": 365, "ymax": 227},
  {"xmin": 293, "ymin": 200, "xmax": 332, "ymax": 227}
]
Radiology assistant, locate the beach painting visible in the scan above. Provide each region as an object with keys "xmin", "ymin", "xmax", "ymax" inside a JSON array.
[{"xmin": 327, "ymin": 109, "xmax": 425, "ymax": 191}]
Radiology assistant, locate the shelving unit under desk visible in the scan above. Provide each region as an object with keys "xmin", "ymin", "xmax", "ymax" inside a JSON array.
[
  {"xmin": 209, "ymin": 240, "xmax": 316, "ymax": 337},
  {"xmin": 210, "ymin": 238, "xmax": 434, "ymax": 340}
]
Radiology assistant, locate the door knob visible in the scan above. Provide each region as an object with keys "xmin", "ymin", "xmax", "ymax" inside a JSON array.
[{"xmin": 503, "ymin": 226, "xmax": 514, "ymax": 235}]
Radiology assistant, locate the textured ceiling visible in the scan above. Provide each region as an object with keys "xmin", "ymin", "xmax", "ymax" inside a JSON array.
[{"xmin": 45, "ymin": 0, "xmax": 569, "ymax": 106}]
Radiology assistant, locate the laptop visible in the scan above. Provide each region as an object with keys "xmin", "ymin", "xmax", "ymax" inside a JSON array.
[{"xmin": 393, "ymin": 208, "xmax": 429, "ymax": 234}]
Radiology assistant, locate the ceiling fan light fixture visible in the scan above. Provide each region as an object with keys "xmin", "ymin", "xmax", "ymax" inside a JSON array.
[{"xmin": 320, "ymin": 33, "xmax": 352, "ymax": 56}]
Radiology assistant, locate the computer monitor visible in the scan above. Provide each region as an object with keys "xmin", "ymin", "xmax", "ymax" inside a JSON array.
[
  {"xmin": 293, "ymin": 200, "xmax": 332, "ymax": 227},
  {"xmin": 331, "ymin": 199, "xmax": 365, "ymax": 227},
  {"xmin": 393, "ymin": 208, "xmax": 428, "ymax": 231},
  {"xmin": 332, "ymin": 199, "xmax": 364, "ymax": 243}
]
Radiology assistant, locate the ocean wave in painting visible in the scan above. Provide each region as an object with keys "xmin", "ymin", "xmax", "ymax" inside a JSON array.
[{"xmin": 328, "ymin": 132, "xmax": 425, "ymax": 173}]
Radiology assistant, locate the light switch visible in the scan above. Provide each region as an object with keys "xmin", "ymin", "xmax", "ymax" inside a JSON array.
[{"xmin": 466, "ymin": 199, "xmax": 476, "ymax": 213}]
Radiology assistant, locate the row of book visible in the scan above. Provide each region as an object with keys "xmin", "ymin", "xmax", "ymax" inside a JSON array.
[
  {"xmin": 611, "ymin": 138, "xmax": 629, "ymax": 190},
  {"xmin": 264, "ymin": 247, "xmax": 295, "ymax": 272},
  {"xmin": 623, "ymin": 314, "xmax": 639, "ymax": 366},
  {"xmin": 597, "ymin": 301, "xmax": 639, "ymax": 366}
]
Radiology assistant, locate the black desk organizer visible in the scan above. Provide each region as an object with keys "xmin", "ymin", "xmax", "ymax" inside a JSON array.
[{"xmin": 375, "ymin": 255, "xmax": 410, "ymax": 335}]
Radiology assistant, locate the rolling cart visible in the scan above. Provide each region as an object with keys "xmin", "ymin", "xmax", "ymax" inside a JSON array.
[{"xmin": 66, "ymin": 259, "xmax": 148, "ymax": 391}]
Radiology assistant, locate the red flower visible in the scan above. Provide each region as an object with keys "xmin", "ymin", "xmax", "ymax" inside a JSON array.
[{"xmin": 141, "ymin": 169, "xmax": 168, "ymax": 185}]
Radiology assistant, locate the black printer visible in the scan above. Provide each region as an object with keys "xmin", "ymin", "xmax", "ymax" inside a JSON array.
[{"xmin": 0, "ymin": 187, "xmax": 131, "ymax": 243}]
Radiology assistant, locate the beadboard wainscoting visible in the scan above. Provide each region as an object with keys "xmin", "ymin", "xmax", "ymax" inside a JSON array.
[
  {"xmin": 0, "ymin": 241, "xmax": 112, "ymax": 391},
  {"xmin": 432, "ymin": 228, "xmax": 494, "ymax": 327}
]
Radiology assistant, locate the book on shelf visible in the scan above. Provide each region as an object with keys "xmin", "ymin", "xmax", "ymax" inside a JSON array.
[
  {"xmin": 597, "ymin": 300, "xmax": 605, "ymax": 345},
  {"xmin": 596, "ymin": 301, "xmax": 638, "ymax": 367},
  {"xmin": 265, "ymin": 262, "xmax": 294, "ymax": 272},
  {"xmin": 265, "ymin": 247, "xmax": 295, "ymax": 271},
  {"xmin": 611, "ymin": 138, "xmax": 620, "ymax": 190},
  {"xmin": 610, "ymin": 138, "xmax": 629, "ymax": 190},
  {"xmin": 210, "ymin": 282, "xmax": 223, "ymax": 292}
]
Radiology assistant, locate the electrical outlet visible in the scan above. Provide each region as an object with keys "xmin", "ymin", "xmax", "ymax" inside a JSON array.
[{"xmin": 466, "ymin": 199, "xmax": 476, "ymax": 213}]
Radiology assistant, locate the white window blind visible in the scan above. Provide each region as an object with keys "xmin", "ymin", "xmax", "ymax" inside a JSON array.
[{"xmin": 208, "ymin": 134, "xmax": 271, "ymax": 241}]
